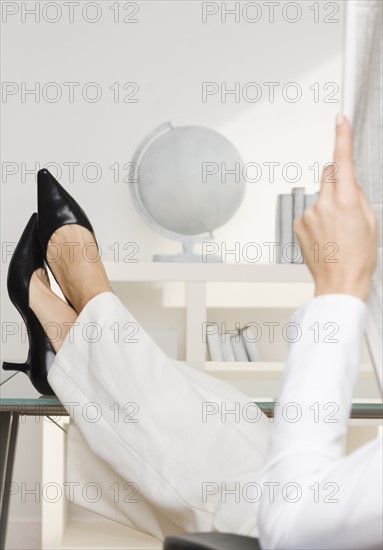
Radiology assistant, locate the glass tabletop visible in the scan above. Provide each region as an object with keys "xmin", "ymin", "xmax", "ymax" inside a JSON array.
[{"xmin": 1, "ymin": 371, "xmax": 382, "ymax": 419}]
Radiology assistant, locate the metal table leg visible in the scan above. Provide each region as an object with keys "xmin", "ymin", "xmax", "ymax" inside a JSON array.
[{"xmin": 0, "ymin": 412, "xmax": 20, "ymax": 550}]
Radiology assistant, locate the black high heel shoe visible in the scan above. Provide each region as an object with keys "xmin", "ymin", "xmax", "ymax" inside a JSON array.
[
  {"xmin": 2, "ymin": 214, "xmax": 55, "ymax": 395},
  {"xmin": 37, "ymin": 168, "xmax": 96, "ymax": 311}
]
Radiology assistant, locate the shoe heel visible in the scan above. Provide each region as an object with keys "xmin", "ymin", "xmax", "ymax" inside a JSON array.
[{"xmin": 2, "ymin": 361, "xmax": 29, "ymax": 373}]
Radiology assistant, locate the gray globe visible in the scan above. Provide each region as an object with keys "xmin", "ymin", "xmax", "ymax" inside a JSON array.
[{"xmin": 135, "ymin": 125, "xmax": 246, "ymax": 237}]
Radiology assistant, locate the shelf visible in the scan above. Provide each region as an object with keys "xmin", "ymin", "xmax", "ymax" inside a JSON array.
[
  {"xmin": 185, "ymin": 361, "xmax": 380, "ymax": 400},
  {"xmin": 61, "ymin": 520, "xmax": 161, "ymax": 549},
  {"xmin": 187, "ymin": 361, "xmax": 375, "ymax": 378},
  {"xmin": 105, "ymin": 261, "xmax": 312, "ymax": 283}
]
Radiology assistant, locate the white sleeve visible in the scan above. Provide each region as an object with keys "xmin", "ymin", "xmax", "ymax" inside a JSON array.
[{"xmin": 258, "ymin": 294, "xmax": 383, "ymax": 550}]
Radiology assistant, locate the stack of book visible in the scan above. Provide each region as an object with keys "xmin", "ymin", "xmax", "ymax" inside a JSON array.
[
  {"xmin": 206, "ymin": 325, "xmax": 262, "ymax": 362},
  {"xmin": 277, "ymin": 188, "xmax": 319, "ymax": 263}
]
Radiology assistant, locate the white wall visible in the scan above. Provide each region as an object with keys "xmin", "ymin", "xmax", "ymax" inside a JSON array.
[
  {"xmin": 1, "ymin": 0, "xmax": 345, "ymax": 546},
  {"xmin": 1, "ymin": 0, "xmax": 345, "ymax": 353}
]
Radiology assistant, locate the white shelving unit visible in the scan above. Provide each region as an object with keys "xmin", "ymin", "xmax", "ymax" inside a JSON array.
[
  {"xmin": 104, "ymin": 261, "xmax": 313, "ymax": 283},
  {"xmin": 105, "ymin": 261, "xmax": 314, "ymax": 363},
  {"xmin": 42, "ymin": 262, "xmax": 380, "ymax": 549}
]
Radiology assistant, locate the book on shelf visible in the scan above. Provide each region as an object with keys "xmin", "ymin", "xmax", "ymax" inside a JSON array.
[
  {"xmin": 277, "ymin": 194, "xmax": 293, "ymax": 263},
  {"xmin": 241, "ymin": 327, "xmax": 262, "ymax": 362},
  {"xmin": 221, "ymin": 335, "xmax": 236, "ymax": 362},
  {"xmin": 292, "ymin": 187, "xmax": 305, "ymax": 263},
  {"xmin": 277, "ymin": 188, "xmax": 319, "ymax": 264},
  {"xmin": 206, "ymin": 326, "xmax": 261, "ymax": 362},
  {"xmin": 230, "ymin": 333, "xmax": 250, "ymax": 361},
  {"xmin": 206, "ymin": 325, "xmax": 223, "ymax": 361}
]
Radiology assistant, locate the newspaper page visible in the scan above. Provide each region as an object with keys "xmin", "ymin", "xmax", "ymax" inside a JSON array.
[{"xmin": 343, "ymin": 0, "xmax": 383, "ymax": 390}]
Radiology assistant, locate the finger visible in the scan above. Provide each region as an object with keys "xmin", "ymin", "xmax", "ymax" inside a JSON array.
[
  {"xmin": 319, "ymin": 162, "xmax": 337, "ymax": 200},
  {"xmin": 333, "ymin": 114, "xmax": 358, "ymax": 198},
  {"xmin": 334, "ymin": 114, "xmax": 353, "ymax": 164}
]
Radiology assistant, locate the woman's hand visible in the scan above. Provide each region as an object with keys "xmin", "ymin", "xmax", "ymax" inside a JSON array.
[{"xmin": 293, "ymin": 115, "xmax": 377, "ymax": 302}]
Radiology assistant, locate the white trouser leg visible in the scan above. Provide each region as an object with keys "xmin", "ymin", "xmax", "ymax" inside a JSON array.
[{"xmin": 48, "ymin": 292, "xmax": 270, "ymax": 539}]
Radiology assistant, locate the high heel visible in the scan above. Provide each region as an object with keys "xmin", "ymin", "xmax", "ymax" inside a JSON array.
[
  {"xmin": 2, "ymin": 361, "xmax": 27, "ymax": 373},
  {"xmin": 2, "ymin": 214, "xmax": 55, "ymax": 395},
  {"xmin": 37, "ymin": 169, "xmax": 96, "ymax": 310}
]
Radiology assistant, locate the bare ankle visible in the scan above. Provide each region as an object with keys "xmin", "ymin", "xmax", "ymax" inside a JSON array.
[{"xmin": 29, "ymin": 269, "xmax": 78, "ymax": 353}]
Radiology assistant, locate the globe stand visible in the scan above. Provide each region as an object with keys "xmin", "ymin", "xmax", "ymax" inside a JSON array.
[
  {"xmin": 153, "ymin": 239, "xmax": 221, "ymax": 262},
  {"xmin": 130, "ymin": 122, "xmax": 245, "ymax": 264}
]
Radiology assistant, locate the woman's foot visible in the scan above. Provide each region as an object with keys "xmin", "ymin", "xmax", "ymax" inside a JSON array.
[
  {"xmin": 46, "ymin": 224, "xmax": 112, "ymax": 313},
  {"xmin": 29, "ymin": 268, "xmax": 78, "ymax": 353}
]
